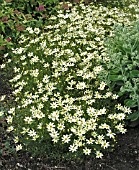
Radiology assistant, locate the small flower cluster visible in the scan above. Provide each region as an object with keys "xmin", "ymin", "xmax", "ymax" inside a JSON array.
[{"xmin": 2, "ymin": 2, "xmax": 138, "ymax": 158}]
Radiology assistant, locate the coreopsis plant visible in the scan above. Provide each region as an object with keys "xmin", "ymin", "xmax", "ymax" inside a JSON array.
[{"xmin": 1, "ymin": 1, "xmax": 138, "ymax": 159}]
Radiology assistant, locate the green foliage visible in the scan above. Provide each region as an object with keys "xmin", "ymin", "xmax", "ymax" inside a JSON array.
[
  {"xmin": 1, "ymin": 2, "xmax": 138, "ymax": 159},
  {"xmin": 100, "ymin": 20, "xmax": 139, "ymax": 122},
  {"xmin": 0, "ymin": 1, "xmax": 27, "ymax": 63},
  {"xmin": 0, "ymin": 0, "xmax": 138, "ymax": 64},
  {"xmin": 0, "ymin": 140, "xmax": 15, "ymax": 157},
  {"xmin": 0, "ymin": 98, "xmax": 15, "ymax": 157},
  {"xmin": 0, "ymin": 0, "xmax": 62, "ymax": 64},
  {"xmin": 0, "ymin": 35, "xmax": 12, "ymax": 64}
]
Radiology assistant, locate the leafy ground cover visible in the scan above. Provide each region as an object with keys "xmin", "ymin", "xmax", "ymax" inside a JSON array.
[
  {"xmin": 99, "ymin": 20, "xmax": 139, "ymax": 122},
  {"xmin": 0, "ymin": 0, "xmax": 139, "ymax": 169}
]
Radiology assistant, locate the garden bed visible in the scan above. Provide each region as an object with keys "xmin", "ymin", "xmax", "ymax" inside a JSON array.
[
  {"xmin": 0, "ymin": 124, "xmax": 139, "ymax": 170},
  {"xmin": 0, "ymin": 1, "xmax": 139, "ymax": 170}
]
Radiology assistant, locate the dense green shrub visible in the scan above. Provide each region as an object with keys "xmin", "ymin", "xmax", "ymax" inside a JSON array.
[
  {"xmin": 0, "ymin": 1, "xmax": 138, "ymax": 159},
  {"xmin": 0, "ymin": 0, "xmax": 62, "ymax": 63},
  {"xmin": 99, "ymin": 20, "xmax": 139, "ymax": 122},
  {"xmin": 0, "ymin": 0, "xmax": 60, "ymax": 15}
]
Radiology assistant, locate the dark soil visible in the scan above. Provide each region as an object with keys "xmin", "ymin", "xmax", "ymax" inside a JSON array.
[{"xmin": 0, "ymin": 125, "xmax": 139, "ymax": 170}]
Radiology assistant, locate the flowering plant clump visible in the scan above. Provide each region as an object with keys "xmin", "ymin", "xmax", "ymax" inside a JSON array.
[{"xmin": 1, "ymin": 2, "xmax": 138, "ymax": 158}]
